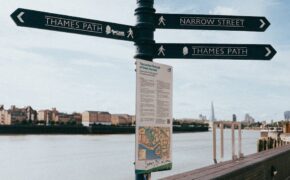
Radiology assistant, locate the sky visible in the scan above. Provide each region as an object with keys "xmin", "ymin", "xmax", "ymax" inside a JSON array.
[{"xmin": 0, "ymin": 0, "xmax": 289, "ymax": 122}]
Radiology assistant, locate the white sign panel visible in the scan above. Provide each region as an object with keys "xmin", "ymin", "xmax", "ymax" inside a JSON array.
[{"xmin": 135, "ymin": 59, "xmax": 173, "ymax": 174}]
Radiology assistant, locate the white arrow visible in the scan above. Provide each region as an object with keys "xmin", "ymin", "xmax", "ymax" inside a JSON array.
[
  {"xmin": 17, "ymin": 12, "xmax": 25, "ymax": 23},
  {"xmin": 265, "ymin": 47, "xmax": 272, "ymax": 57},
  {"xmin": 260, "ymin": 19, "xmax": 266, "ymax": 29}
]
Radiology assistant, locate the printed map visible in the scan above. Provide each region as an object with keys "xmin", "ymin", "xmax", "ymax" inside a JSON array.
[{"xmin": 138, "ymin": 127, "xmax": 170, "ymax": 161}]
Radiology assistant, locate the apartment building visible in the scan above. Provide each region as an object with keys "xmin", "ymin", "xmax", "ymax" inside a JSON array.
[
  {"xmin": 0, "ymin": 105, "xmax": 37, "ymax": 125},
  {"xmin": 82, "ymin": 111, "xmax": 111, "ymax": 126},
  {"xmin": 0, "ymin": 105, "xmax": 10, "ymax": 125},
  {"xmin": 111, "ymin": 114, "xmax": 134, "ymax": 125},
  {"xmin": 38, "ymin": 108, "xmax": 58, "ymax": 124},
  {"xmin": 38, "ymin": 109, "xmax": 81, "ymax": 125}
]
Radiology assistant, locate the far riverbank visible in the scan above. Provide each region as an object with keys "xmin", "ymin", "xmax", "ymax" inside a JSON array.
[{"xmin": 0, "ymin": 125, "xmax": 208, "ymax": 135}]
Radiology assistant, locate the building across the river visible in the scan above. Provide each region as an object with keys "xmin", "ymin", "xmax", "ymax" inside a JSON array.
[
  {"xmin": 82, "ymin": 111, "xmax": 111, "ymax": 126},
  {"xmin": 111, "ymin": 114, "xmax": 134, "ymax": 125},
  {"xmin": 0, "ymin": 105, "xmax": 37, "ymax": 125},
  {"xmin": 38, "ymin": 108, "xmax": 82, "ymax": 125}
]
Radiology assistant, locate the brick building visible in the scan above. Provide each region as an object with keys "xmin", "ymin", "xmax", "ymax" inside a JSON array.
[
  {"xmin": 111, "ymin": 114, "xmax": 134, "ymax": 125},
  {"xmin": 0, "ymin": 105, "xmax": 37, "ymax": 125},
  {"xmin": 38, "ymin": 109, "xmax": 82, "ymax": 125},
  {"xmin": 38, "ymin": 108, "xmax": 58, "ymax": 124},
  {"xmin": 82, "ymin": 111, "xmax": 111, "ymax": 126}
]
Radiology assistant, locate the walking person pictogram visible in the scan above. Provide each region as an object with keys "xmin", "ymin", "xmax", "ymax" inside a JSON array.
[
  {"xmin": 158, "ymin": 16, "xmax": 166, "ymax": 26},
  {"xmin": 158, "ymin": 45, "xmax": 166, "ymax": 56},
  {"xmin": 127, "ymin": 28, "xmax": 134, "ymax": 39}
]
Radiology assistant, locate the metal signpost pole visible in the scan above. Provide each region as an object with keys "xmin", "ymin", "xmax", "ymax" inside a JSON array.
[
  {"xmin": 135, "ymin": 0, "xmax": 155, "ymax": 179},
  {"xmin": 134, "ymin": 0, "xmax": 155, "ymax": 61}
]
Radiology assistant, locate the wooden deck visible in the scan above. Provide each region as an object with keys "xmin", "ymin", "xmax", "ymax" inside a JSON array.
[{"xmin": 161, "ymin": 144, "xmax": 290, "ymax": 180}]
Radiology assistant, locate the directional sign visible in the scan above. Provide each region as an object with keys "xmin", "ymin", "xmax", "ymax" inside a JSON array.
[
  {"xmin": 154, "ymin": 43, "xmax": 276, "ymax": 60},
  {"xmin": 155, "ymin": 13, "xmax": 270, "ymax": 32},
  {"xmin": 11, "ymin": 8, "xmax": 135, "ymax": 41}
]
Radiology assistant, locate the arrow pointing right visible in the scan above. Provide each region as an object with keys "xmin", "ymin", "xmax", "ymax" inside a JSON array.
[
  {"xmin": 265, "ymin": 47, "xmax": 272, "ymax": 57},
  {"xmin": 260, "ymin": 19, "xmax": 266, "ymax": 29}
]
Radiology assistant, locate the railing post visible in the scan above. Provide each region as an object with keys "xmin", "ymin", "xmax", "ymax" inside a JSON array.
[
  {"xmin": 231, "ymin": 123, "xmax": 236, "ymax": 160},
  {"xmin": 213, "ymin": 122, "xmax": 217, "ymax": 164},
  {"xmin": 238, "ymin": 123, "xmax": 243, "ymax": 158},
  {"xmin": 220, "ymin": 123, "xmax": 224, "ymax": 162}
]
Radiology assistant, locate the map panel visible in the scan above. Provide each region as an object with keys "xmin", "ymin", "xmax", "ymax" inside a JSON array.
[{"xmin": 138, "ymin": 127, "xmax": 170, "ymax": 161}]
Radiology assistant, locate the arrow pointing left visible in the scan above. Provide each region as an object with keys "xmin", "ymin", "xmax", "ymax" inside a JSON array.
[
  {"xmin": 17, "ymin": 11, "xmax": 25, "ymax": 23},
  {"xmin": 11, "ymin": 8, "xmax": 136, "ymax": 42}
]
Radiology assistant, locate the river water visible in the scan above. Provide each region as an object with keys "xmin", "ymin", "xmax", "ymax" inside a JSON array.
[{"xmin": 0, "ymin": 130, "xmax": 259, "ymax": 180}]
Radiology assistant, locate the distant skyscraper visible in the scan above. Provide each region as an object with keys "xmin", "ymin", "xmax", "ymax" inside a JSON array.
[
  {"xmin": 211, "ymin": 101, "xmax": 215, "ymax": 121},
  {"xmin": 244, "ymin": 113, "xmax": 255, "ymax": 124},
  {"xmin": 233, "ymin": 114, "xmax": 237, "ymax": 122}
]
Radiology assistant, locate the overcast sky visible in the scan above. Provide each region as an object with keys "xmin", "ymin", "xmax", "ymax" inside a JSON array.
[{"xmin": 0, "ymin": 0, "xmax": 289, "ymax": 122}]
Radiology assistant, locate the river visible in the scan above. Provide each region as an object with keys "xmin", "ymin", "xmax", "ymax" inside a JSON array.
[{"xmin": 0, "ymin": 130, "xmax": 259, "ymax": 180}]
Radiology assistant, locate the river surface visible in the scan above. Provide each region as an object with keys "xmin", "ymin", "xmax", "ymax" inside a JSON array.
[{"xmin": 0, "ymin": 130, "xmax": 259, "ymax": 180}]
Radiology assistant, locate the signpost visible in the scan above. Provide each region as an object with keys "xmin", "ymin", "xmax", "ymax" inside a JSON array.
[
  {"xmin": 155, "ymin": 13, "xmax": 270, "ymax": 32},
  {"xmin": 11, "ymin": 8, "xmax": 135, "ymax": 42},
  {"xmin": 154, "ymin": 43, "xmax": 276, "ymax": 60},
  {"xmin": 10, "ymin": 1, "xmax": 277, "ymax": 180},
  {"xmin": 135, "ymin": 59, "xmax": 173, "ymax": 176}
]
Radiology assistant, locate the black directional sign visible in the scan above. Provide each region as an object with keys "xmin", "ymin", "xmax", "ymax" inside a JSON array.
[
  {"xmin": 11, "ymin": 8, "xmax": 135, "ymax": 41},
  {"xmin": 155, "ymin": 13, "xmax": 270, "ymax": 32},
  {"xmin": 154, "ymin": 43, "xmax": 276, "ymax": 60}
]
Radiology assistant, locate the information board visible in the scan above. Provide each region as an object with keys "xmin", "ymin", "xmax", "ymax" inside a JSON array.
[{"xmin": 135, "ymin": 59, "xmax": 173, "ymax": 174}]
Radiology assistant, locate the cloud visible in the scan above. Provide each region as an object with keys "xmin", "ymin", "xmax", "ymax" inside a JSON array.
[{"xmin": 209, "ymin": 6, "xmax": 238, "ymax": 15}]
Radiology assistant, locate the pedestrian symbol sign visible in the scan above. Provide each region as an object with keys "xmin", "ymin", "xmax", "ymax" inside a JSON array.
[{"xmin": 158, "ymin": 45, "xmax": 166, "ymax": 56}]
